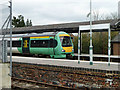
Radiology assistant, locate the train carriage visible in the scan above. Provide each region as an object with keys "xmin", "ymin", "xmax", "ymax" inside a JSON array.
[{"xmin": 7, "ymin": 32, "xmax": 74, "ymax": 58}]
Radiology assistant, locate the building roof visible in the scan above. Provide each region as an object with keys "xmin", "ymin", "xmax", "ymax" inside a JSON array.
[
  {"xmin": 2, "ymin": 19, "xmax": 120, "ymax": 34},
  {"xmin": 11, "ymin": 19, "xmax": 115, "ymax": 34}
]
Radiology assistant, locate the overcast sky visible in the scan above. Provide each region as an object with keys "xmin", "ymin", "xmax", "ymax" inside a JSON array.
[{"xmin": 1, "ymin": 0, "xmax": 120, "ymax": 26}]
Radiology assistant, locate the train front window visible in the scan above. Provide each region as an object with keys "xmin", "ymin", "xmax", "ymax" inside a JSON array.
[{"xmin": 60, "ymin": 36, "xmax": 72, "ymax": 47}]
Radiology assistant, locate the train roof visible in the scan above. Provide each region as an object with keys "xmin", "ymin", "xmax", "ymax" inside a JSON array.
[{"xmin": 5, "ymin": 31, "xmax": 67, "ymax": 38}]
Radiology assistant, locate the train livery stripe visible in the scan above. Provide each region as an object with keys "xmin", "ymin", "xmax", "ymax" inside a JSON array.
[
  {"xmin": 30, "ymin": 36, "xmax": 49, "ymax": 39},
  {"xmin": 59, "ymin": 34, "xmax": 70, "ymax": 37}
]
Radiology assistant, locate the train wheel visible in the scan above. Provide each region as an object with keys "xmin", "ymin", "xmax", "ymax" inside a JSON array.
[{"xmin": 46, "ymin": 55, "xmax": 51, "ymax": 58}]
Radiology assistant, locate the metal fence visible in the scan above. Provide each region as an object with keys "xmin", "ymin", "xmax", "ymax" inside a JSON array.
[{"xmin": 0, "ymin": 0, "xmax": 10, "ymax": 62}]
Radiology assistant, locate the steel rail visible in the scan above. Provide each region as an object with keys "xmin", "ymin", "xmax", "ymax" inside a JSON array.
[{"xmin": 12, "ymin": 77, "xmax": 81, "ymax": 90}]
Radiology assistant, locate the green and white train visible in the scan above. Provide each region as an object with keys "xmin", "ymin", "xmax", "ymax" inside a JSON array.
[{"xmin": 7, "ymin": 32, "xmax": 74, "ymax": 58}]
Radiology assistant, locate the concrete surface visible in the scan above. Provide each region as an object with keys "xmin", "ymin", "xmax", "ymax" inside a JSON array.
[
  {"xmin": 0, "ymin": 63, "xmax": 11, "ymax": 89},
  {"xmin": 11, "ymin": 56, "xmax": 120, "ymax": 71}
]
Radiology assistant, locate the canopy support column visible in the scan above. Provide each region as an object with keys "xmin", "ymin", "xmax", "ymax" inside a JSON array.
[
  {"xmin": 108, "ymin": 24, "xmax": 111, "ymax": 66},
  {"xmin": 78, "ymin": 30, "xmax": 81, "ymax": 64}
]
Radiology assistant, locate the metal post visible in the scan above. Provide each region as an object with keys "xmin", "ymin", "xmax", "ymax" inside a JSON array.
[
  {"xmin": 9, "ymin": 0, "xmax": 12, "ymax": 76},
  {"xmin": 80, "ymin": 32, "xmax": 82, "ymax": 55},
  {"xmin": 78, "ymin": 29, "xmax": 80, "ymax": 64},
  {"xmin": 89, "ymin": 0, "xmax": 93, "ymax": 65},
  {"xmin": 2, "ymin": 40, "xmax": 4, "ymax": 62},
  {"xmin": 108, "ymin": 24, "xmax": 111, "ymax": 66},
  {"xmin": 118, "ymin": 1, "xmax": 120, "ymax": 19}
]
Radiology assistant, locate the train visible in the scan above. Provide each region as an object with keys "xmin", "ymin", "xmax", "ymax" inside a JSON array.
[{"xmin": 6, "ymin": 31, "xmax": 74, "ymax": 58}]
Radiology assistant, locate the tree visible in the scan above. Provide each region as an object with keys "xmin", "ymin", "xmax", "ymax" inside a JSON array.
[
  {"xmin": 82, "ymin": 33, "xmax": 90, "ymax": 54},
  {"xmin": 92, "ymin": 11, "xmax": 118, "ymax": 21},
  {"xmin": 73, "ymin": 35, "xmax": 78, "ymax": 53},
  {"xmin": 12, "ymin": 15, "xmax": 32, "ymax": 27},
  {"xmin": 93, "ymin": 10, "xmax": 100, "ymax": 21},
  {"xmin": 26, "ymin": 19, "xmax": 32, "ymax": 27},
  {"xmin": 12, "ymin": 15, "xmax": 25, "ymax": 27}
]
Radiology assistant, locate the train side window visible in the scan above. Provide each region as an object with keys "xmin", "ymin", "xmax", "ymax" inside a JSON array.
[
  {"xmin": 50, "ymin": 39, "xmax": 57, "ymax": 48},
  {"xmin": 31, "ymin": 40, "xmax": 49, "ymax": 47},
  {"xmin": 12, "ymin": 41, "xmax": 21, "ymax": 47},
  {"xmin": 41, "ymin": 40, "xmax": 48, "ymax": 47},
  {"xmin": 31, "ymin": 40, "xmax": 57, "ymax": 48},
  {"xmin": 31, "ymin": 40, "xmax": 37, "ymax": 47},
  {"xmin": 8, "ymin": 41, "xmax": 21, "ymax": 47}
]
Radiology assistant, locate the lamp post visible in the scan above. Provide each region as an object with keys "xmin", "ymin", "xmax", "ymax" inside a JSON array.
[
  {"xmin": 89, "ymin": 0, "xmax": 93, "ymax": 65},
  {"xmin": 9, "ymin": 0, "xmax": 12, "ymax": 76}
]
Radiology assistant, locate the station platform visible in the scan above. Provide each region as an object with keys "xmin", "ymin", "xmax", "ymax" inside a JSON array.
[{"xmin": 10, "ymin": 56, "xmax": 120, "ymax": 71}]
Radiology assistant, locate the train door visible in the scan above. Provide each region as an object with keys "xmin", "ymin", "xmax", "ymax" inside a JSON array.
[
  {"xmin": 22, "ymin": 37, "xmax": 30, "ymax": 54},
  {"xmin": 48, "ymin": 39, "xmax": 54, "ymax": 55},
  {"xmin": 49, "ymin": 38, "xmax": 57, "ymax": 55}
]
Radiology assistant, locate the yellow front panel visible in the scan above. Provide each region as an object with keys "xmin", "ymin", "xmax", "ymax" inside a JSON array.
[
  {"xmin": 62, "ymin": 47, "xmax": 73, "ymax": 52},
  {"xmin": 30, "ymin": 36, "xmax": 49, "ymax": 39},
  {"xmin": 59, "ymin": 34, "xmax": 70, "ymax": 37}
]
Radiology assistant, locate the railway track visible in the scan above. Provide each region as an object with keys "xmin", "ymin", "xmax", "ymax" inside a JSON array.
[
  {"xmin": 12, "ymin": 77, "xmax": 87, "ymax": 90},
  {"xmin": 12, "ymin": 62, "xmax": 120, "ymax": 89}
]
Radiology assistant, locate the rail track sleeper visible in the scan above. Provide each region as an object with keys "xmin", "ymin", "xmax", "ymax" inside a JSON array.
[{"xmin": 12, "ymin": 77, "xmax": 81, "ymax": 90}]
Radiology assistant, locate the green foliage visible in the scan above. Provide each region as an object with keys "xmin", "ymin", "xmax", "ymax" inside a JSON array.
[
  {"xmin": 12, "ymin": 15, "xmax": 32, "ymax": 27},
  {"xmin": 12, "ymin": 15, "xmax": 25, "ymax": 27},
  {"xmin": 26, "ymin": 19, "xmax": 32, "ymax": 27},
  {"xmin": 73, "ymin": 36, "xmax": 78, "ymax": 53},
  {"xmin": 82, "ymin": 33, "xmax": 90, "ymax": 54},
  {"xmin": 93, "ymin": 32, "xmax": 107, "ymax": 54}
]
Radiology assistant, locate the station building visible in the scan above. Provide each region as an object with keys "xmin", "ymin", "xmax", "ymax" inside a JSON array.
[{"xmin": 111, "ymin": 33, "xmax": 120, "ymax": 55}]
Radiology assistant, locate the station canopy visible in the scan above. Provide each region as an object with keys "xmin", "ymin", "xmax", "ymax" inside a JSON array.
[{"xmin": 3, "ymin": 19, "xmax": 120, "ymax": 34}]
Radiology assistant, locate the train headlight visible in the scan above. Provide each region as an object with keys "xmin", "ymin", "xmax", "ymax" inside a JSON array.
[
  {"xmin": 72, "ymin": 49, "xmax": 74, "ymax": 52},
  {"xmin": 62, "ymin": 49, "xmax": 65, "ymax": 52}
]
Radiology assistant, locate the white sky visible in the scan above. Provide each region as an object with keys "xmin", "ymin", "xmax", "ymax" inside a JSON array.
[{"xmin": 0, "ymin": 0, "xmax": 120, "ymax": 26}]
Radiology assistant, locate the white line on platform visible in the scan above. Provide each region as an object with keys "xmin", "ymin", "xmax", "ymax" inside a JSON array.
[{"xmin": 75, "ymin": 54, "xmax": 120, "ymax": 58}]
